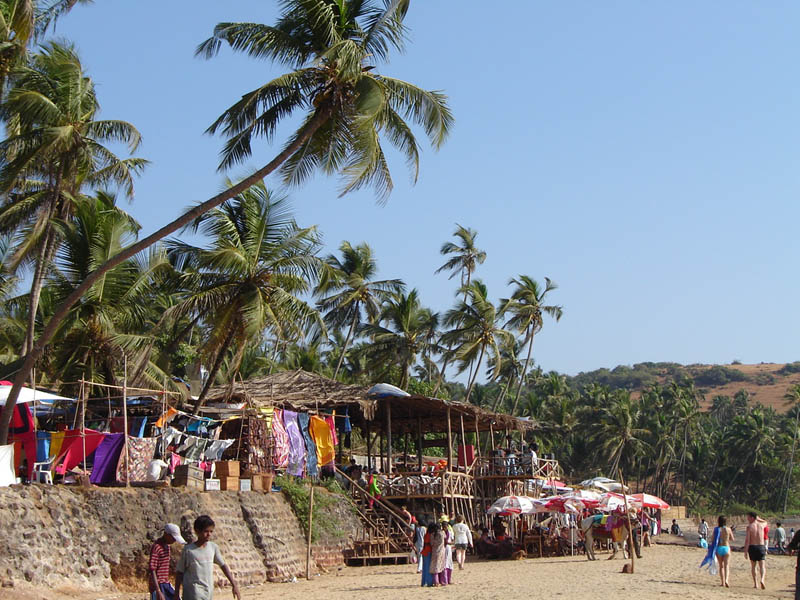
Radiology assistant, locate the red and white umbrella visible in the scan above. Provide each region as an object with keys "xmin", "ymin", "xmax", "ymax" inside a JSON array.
[
  {"xmin": 487, "ymin": 495, "xmax": 537, "ymax": 516},
  {"xmin": 599, "ymin": 492, "xmax": 643, "ymax": 512},
  {"xmin": 630, "ymin": 493, "xmax": 670, "ymax": 510}
]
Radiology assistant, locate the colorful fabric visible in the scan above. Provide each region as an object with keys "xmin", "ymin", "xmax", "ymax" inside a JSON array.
[
  {"xmin": 701, "ymin": 526, "xmax": 721, "ymax": 571},
  {"xmin": 56, "ymin": 429, "xmax": 106, "ymax": 475},
  {"xmin": 271, "ymin": 409, "xmax": 290, "ymax": 469},
  {"xmin": 324, "ymin": 415, "xmax": 338, "ymax": 447},
  {"xmin": 49, "ymin": 431, "xmax": 65, "ymax": 460},
  {"xmin": 155, "ymin": 408, "xmax": 178, "ymax": 428},
  {"xmin": 0, "ymin": 444, "xmax": 14, "ymax": 487},
  {"xmin": 116, "ymin": 437, "xmax": 157, "ymax": 483},
  {"xmin": 9, "ymin": 403, "xmax": 35, "ymax": 479},
  {"xmin": 283, "ymin": 410, "xmax": 305, "ymax": 477},
  {"xmin": 310, "ymin": 415, "xmax": 335, "ymax": 466},
  {"xmin": 90, "ymin": 433, "xmax": 125, "ymax": 485},
  {"xmin": 36, "ymin": 431, "xmax": 50, "ymax": 463},
  {"xmin": 298, "ymin": 413, "xmax": 317, "ymax": 477}
]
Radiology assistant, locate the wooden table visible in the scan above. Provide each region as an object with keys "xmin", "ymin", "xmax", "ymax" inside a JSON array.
[{"xmin": 523, "ymin": 534, "xmax": 543, "ymax": 558}]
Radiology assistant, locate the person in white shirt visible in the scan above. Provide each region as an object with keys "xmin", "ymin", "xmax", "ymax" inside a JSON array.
[
  {"xmin": 698, "ymin": 518, "xmax": 709, "ymax": 541},
  {"xmin": 451, "ymin": 515, "xmax": 473, "ymax": 570},
  {"xmin": 530, "ymin": 442, "xmax": 539, "ymax": 475}
]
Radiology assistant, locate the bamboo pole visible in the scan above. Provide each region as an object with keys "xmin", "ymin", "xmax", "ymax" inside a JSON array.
[
  {"xmin": 386, "ymin": 400, "xmax": 392, "ymax": 474},
  {"xmin": 80, "ymin": 379, "xmax": 87, "ymax": 481},
  {"xmin": 416, "ymin": 417, "xmax": 423, "ymax": 472},
  {"xmin": 122, "ymin": 356, "xmax": 130, "ymax": 487},
  {"xmin": 446, "ymin": 406, "xmax": 453, "ymax": 472},
  {"xmin": 306, "ymin": 483, "xmax": 314, "ymax": 580},
  {"xmin": 459, "ymin": 413, "xmax": 467, "ymax": 470},
  {"xmin": 620, "ymin": 471, "xmax": 635, "ymax": 573}
]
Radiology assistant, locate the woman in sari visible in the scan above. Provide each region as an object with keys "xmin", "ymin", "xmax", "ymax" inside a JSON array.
[
  {"xmin": 429, "ymin": 524, "xmax": 447, "ymax": 586},
  {"xmin": 421, "ymin": 523, "xmax": 438, "ymax": 587}
]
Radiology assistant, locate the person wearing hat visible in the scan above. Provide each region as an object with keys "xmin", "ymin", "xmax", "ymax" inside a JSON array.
[{"xmin": 148, "ymin": 523, "xmax": 186, "ymax": 600}]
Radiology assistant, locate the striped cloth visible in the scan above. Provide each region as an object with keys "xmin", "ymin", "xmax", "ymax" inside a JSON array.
[{"xmin": 271, "ymin": 409, "xmax": 290, "ymax": 469}]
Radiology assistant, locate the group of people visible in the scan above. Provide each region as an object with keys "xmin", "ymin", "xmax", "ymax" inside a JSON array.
[
  {"xmin": 147, "ymin": 516, "xmax": 240, "ymax": 600},
  {"xmin": 414, "ymin": 514, "xmax": 473, "ymax": 587},
  {"xmin": 700, "ymin": 511, "xmax": 800, "ymax": 591},
  {"xmin": 489, "ymin": 436, "xmax": 542, "ymax": 476}
]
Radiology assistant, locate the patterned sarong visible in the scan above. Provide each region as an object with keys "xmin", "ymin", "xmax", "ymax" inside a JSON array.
[
  {"xmin": 116, "ymin": 437, "xmax": 157, "ymax": 483},
  {"xmin": 298, "ymin": 413, "xmax": 317, "ymax": 477},
  {"xmin": 271, "ymin": 409, "xmax": 290, "ymax": 469},
  {"xmin": 283, "ymin": 410, "xmax": 305, "ymax": 477}
]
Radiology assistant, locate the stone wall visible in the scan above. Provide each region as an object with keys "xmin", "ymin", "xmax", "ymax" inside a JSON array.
[{"xmin": 0, "ymin": 484, "xmax": 358, "ymax": 593}]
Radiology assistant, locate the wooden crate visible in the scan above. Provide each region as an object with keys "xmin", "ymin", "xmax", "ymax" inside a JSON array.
[
  {"xmin": 174, "ymin": 464, "xmax": 204, "ymax": 481},
  {"xmin": 173, "ymin": 477, "xmax": 204, "ymax": 491},
  {"xmin": 219, "ymin": 476, "xmax": 239, "ymax": 491},
  {"xmin": 215, "ymin": 461, "xmax": 240, "ymax": 478},
  {"xmin": 251, "ymin": 475, "xmax": 263, "ymax": 491}
]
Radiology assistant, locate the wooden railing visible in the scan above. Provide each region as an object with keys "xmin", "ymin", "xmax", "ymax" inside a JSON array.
[
  {"xmin": 473, "ymin": 456, "xmax": 562, "ymax": 480},
  {"xmin": 375, "ymin": 470, "xmax": 476, "ymax": 498}
]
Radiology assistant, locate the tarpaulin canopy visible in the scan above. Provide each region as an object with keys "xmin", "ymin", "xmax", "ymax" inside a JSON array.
[{"xmin": 0, "ymin": 383, "xmax": 75, "ymax": 405}]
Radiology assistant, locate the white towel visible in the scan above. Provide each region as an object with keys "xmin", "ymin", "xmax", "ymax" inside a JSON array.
[{"xmin": 0, "ymin": 444, "xmax": 15, "ymax": 487}]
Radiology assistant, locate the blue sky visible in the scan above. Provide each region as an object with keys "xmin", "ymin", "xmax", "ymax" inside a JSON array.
[{"xmin": 55, "ymin": 1, "xmax": 800, "ymax": 378}]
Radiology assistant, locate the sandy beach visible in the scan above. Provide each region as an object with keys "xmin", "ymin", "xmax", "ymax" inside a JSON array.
[{"xmin": 3, "ymin": 544, "xmax": 797, "ymax": 600}]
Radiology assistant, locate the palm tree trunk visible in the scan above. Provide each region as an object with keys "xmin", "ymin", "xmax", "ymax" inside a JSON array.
[
  {"xmin": 333, "ymin": 310, "xmax": 359, "ymax": 381},
  {"xmin": 431, "ymin": 347, "xmax": 450, "ymax": 397},
  {"xmin": 464, "ymin": 344, "xmax": 485, "ymax": 404},
  {"xmin": 22, "ymin": 227, "xmax": 56, "ymax": 355},
  {"xmin": 784, "ymin": 407, "xmax": 800, "ymax": 512},
  {"xmin": 193, "ymin": 328, "xmax": 237, "ymax": 414},
  {"xmin": 510, "ymin": 328, "xmax": 534, "ymax": 416},
  {"xmin": 0, "ymin": 106, "xmax": 332, "ymax": 445}
]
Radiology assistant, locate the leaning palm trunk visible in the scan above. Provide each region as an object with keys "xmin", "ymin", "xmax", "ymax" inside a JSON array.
[
  {"xmin": 333, "ymin": 311, "xmax": 359, "ymax": 382},
  {"xmin": 784, "ymin": 408, "xmax": 799, "ymax": 512},
  {"xmin": 0, "ymin": 107, "xmax": 332, "ymax": 444},
  {"xmin": 464, "ymin": 344, "xmax": 485, "ymax": 404},
  {"xmin": 22, "ymin": 230, "xmax": 54, "ymax": 355},
  {"xmin": 194, "ymin": 327, "xmax": 238, "ymax": 414},
  {"xmin": 510, "ymin": 329, "xmax": 534, "ymax": 416}
]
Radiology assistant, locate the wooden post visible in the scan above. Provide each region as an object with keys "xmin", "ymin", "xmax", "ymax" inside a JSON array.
[
  {"xmin": 379, "ymin": 431, "xmax": 384, "ymax": 473},
  {"xmin": 306, "ymin": 483, "xmax": 314, "ymax": 580},
  {"xmin": 474, "ymin": 418, "xmax": 481, "ymax": 459},
  {"xmin": 489, "ymin": 422, "xmax": 495, "ymax": 451},
  {"xmin": 620, "ymin": 471, "xmax": 635, "ymax": 574},
  {"xmin": 122, "ymin": 356, "xmax": 130, "ymax": 487},
  {"xmin": 416, "ymin": 417, "xmax": 423, "ymax": 472},
  {"xmin": 366, "ymin": 421, "xmax": 372, "ymax": 471},
  {"xmin": 446, "ymin": 406, "xmax": 453, "ymax": 473},
  {"xmin": 80, "ymin": 380, "xmax": 87, "ymax": 480},
  {"xmin": 459, "ymin": 414, "xmax": 467, "ymax": 469},
  {"xmin": 386, "ymin": 400, "xmax": 392, "ymax": 474}
]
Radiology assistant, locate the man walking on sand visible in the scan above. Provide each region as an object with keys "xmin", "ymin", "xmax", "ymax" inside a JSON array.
[
  {"xmin": 744, "ymin": 511, "xmax": 768, "ymax": 590},
  {"xmin": 149, "ymin": 523, "xmax": 186, "ymax": 600},
  {"xmin": 175, "ymin": 515, "xmax": 241, "ymax": 600}
]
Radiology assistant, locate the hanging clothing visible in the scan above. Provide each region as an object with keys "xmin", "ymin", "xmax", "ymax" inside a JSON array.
[
  {"xmin": 271, "ymin": 409, "xmax": 290, "ymax": 470},
  {"xmin": 183, "ymin": 438, "xmax": 208, "ymax": 462},
  {"xmin": 298, "ymin": 413, "xmax": 317, "ymax": 478},
  {"xmin": 130, "ymin": 417, "xmax": 148, "ymax": 438},
  {"xmin": 154, "ymin": 408, "xmax": 178, "ymax": 428},
  {"xmin": 89, "ymin": 433, "xmax": 125, "ymax": 485},
  {"xmin": 204, "ymin": 439, "xmax": 234, "ymax": 461},
  {"xmin": 282, "ymin": 410, "xmax": 305, "ymax": 477},
  {"xmin": 36, "ymin": 431, "xmax": 50, "ymax": 463},
  {"xmin": 56, "ymin": 429, "xmax": 106, "ymax": 475},
  {"xmin": 323, "ymin": 415, "xmax": 338, "ymax": 447},
  {"xmin": 309, "ymin": 415, "xmax": 335, "ymax": 466},
  {"xmin": 110, "ymin": 417, "xmax": 126, "ymax": 434},
  {"xmin": 116, "ymin": 437, "xmax": 157, "ymax": 483},
  {"xmin": 169, "ymin": 452, "xmax": 183, "ymax": 474},
  {"xmin": 9, "ymin": 403, "xmax": 36, "ymax": 480},
  {"xmin": 49, "ymin": 431, "xmax": 66, "ymax": 460},
  {"xmin": 0, "ymin": 444, "xmax": 15, "ymax": 487}
]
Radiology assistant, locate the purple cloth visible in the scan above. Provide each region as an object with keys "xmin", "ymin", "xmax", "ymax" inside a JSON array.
[
  {"xmin": 283, "ymin": 410, "xmax": 305, "ymax": 477},
  {"xmin": 89, "ymin": 433, "xmax": 125, "ymax": 484}
]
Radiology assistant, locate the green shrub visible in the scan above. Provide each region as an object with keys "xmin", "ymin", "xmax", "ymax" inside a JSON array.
[{"xmin": 274, "ymin": 475, "xmax": 348, "ymax": 542}]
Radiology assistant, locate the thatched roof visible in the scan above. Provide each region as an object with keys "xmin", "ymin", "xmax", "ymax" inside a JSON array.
[
  {"xmin": 204, "ymin": 369, "xmax": 535, "ymax": 435},
  {"xmin": 204, "ymin": 369, "xmax": 376, "ymax": 419}
]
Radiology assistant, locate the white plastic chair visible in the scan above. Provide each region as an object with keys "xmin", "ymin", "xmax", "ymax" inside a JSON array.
[{"xmin": 32, "ymin": 457, "xmax": 54, "ymax": 484}]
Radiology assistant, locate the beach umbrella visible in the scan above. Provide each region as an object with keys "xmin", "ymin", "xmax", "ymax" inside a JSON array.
[
  {"xmin": 561, "ymin": 489, "xmax": 603, "ymax": 508},
  {"xmin": 580, "ymin": 477, "xmax": 628, "ymax": 493},
  {"xmin": 536, "ymin": 495, "xmax": 586, "ymax": 514},
  {"xmin": 599, "ymin": 492, "xmax": 642, "ymax": 512},
  {"xmin": 631, "ymin": 493, "xmax": 670, "ymax": 510},
  {"xmin": 487, "ymin": 495, "xmax": 537, "ymax": 516}
]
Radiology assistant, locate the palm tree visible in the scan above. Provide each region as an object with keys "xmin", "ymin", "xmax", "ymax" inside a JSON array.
[
  {"xmin": 359, "ymin": 288, "xmax": 437, "ymax": 389},
  {"xmin": 783, "ymin": 384, "xmax": 800, "ymax": 512},
  {"xmin": 595, "ymin": 391, "xmax": 649, "ymax": 479},
  {"xmin": 432, "ymin": 224, "xmax": 485, "ymax": 394},
  {"xmin": 501, "ymin": 275, "xmax": 562, "ymax": 415},
  {"xmin": 166, "ymin": 181, "xmax": 324, "ymax": 412},
  {"xmin": 44, "ymin": 192, "xmax": 171, "ymax": 393},
  {"xmin": 442, "ymin": 280, "xmax": 512, "ymax": 404},
  {"xmin": 487, "ymin": 336, "xmax": 522, "ymax": 412},
  {"xmin": 316, "ymin": 241, "xmax": 403, "ymax": 381},
  {"xmin": 0, "ymin": 1, "xmax": 452, "ymax": 444},
  {"xmin": 435, "ymin": 224, "xmax": 486, "ymax": 293},
  {"xmin": 0, "ymin": 41, "xmax": 146, "ymax": 356}
]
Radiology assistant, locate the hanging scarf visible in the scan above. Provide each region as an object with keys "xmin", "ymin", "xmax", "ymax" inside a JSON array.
[{"xmin": 700, "ymin": 526, "xmax": 721, "ymax": 571}]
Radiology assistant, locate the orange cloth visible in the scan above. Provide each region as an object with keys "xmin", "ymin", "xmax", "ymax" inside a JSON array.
[
  {"xmin": 154, "ymin": 407, "xmax": 178, "ymax": 428},
  {"xmin": 309, "ymin": 415, "xmax": 335, "ymax": 466}
]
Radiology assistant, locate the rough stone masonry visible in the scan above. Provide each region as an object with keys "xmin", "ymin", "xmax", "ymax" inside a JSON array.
[{"xmin": 0, "ymin": 484, "xmax": 358, "ymax": 593}]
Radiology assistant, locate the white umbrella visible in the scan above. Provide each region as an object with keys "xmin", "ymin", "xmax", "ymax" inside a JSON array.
[
  {"xmin": 580, "ymin": 477, "xmax": 628, "ymax": 493},
  {"xmin": 487, "ymin": 495, "xmax": 537, "ymax": 516},
  {"xmin": 599, "ymin": 492, "xmax": 642, "ymax": 512}
]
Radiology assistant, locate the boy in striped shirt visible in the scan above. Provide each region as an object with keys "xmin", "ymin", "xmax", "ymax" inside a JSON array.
[{"xmin": 149, "ymin": 523, "xmax": 186, "ymax": 600}]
